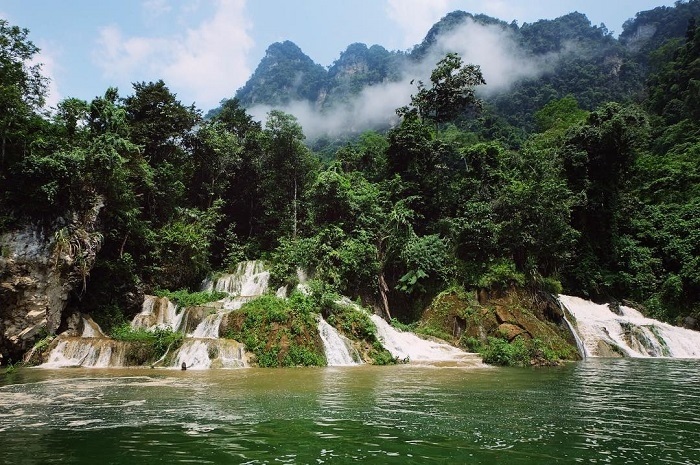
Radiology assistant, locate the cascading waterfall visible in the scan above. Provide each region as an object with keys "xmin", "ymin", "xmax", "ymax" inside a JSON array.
[
  {"xmin": 41, "ymin": 259, "xmax": 489, "ymax": 369},
  {"xmin": 369, "ymin": 314, "xmax": 483, "ymax": 367},
  {"xmin": 203, "ymin": 260, "xmax": 270, "ymax": 310},
  {"xmin": 559, "ymin": 294, "xmax": 700, "ymax": 358},
  {"xmin": 131, "ymin": 295, "xmax": 185, "ymax": 331},
  {"xmin": 318, "ymin": 317, "xmax": 362, "ymax": 366},
  {"xmin": 42, "ymin": 318, "xmax": 128, "ymax": 368},
  {"xmin": 42, "ymin": 261, "xmax": 271, "ymax": 369}
]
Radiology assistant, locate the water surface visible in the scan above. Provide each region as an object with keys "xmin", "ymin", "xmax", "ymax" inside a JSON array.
[{"xmin": 1, "ymin": 360, "xmax": 698, "ymax": 464}]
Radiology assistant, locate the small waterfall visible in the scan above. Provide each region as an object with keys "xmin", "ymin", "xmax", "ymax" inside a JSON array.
[
  {"xmin": 203, "ymin": 260, "xmax": 269, "ymax": 296},
  {"xmin": 562, "ymin": 314, "xmax": 587, "ymax": 358},
  {"xmin": 369, "ymin": 314, "xmax": 483, "ymax": 366},
  {"xmin": 172, "ymin": 339, "xmax": 248, "ymax": 369},
  {"xmin": 81, "ymin": 317, "xmax": 107, "ymax": 338},
  {"xmin": 191, "ymin": 313, "xmax": 224, "ymax": 338},
  {"xmin": 318, "ymin": 317, "xmax": 362, "ymax": 366},
  {"xmin": 131, "ymin": 295, "xmax": 185, "ymax": 331},
  {"xmin": 559, "ymin": 295, "xmax": 700, "ymax": 358},
  {"xmin": 42, "ymin": 338, "xmax": 127, "ymax": 368}
]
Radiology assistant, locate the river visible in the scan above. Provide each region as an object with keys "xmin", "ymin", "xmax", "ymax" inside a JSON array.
[{"xmin": 1, "ymin": 360, "xmax": 699, "ymax": 464}]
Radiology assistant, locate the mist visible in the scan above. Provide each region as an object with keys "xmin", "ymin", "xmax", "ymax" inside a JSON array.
[{"xmin": 248, "ymin": 17, "xmax": 564, "ymax": 140}]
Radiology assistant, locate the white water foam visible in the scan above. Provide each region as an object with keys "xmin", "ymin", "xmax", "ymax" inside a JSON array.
[
  {"xmin": 42, "ymin": 338, "xmax": 127, "ymax": 368},
  {"xmin": 173, "ymin": 339, "xmax": 247, "ymax": 369},
  {"xmin": 131, "ymin": 296, "xmax": 184, "ymax": 331},
  {"xmin": 318, "ymin": 317, "xmax": 362, "ymax": 366},
  {"xmin": 369, "ymin": 314, "xmax": 483, "ymax": 366},
  {"xmin": 559, "ymin": 294, "xmax": 700, "ymax": 358}
]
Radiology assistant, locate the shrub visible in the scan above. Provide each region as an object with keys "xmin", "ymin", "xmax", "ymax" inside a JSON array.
[
  {"xmin": 110, "ymin": 324, "xmax": 184, "ymax": 365},
  {"xmin": 481, "ymin": 336, "xmax": 529, "ymax": 366},
  {"xmin": 154, "ymin": 289, "xmax": 227, "ymax": 308},
  {"xmin": 224, "ymin": 295, "xmax": 325, "ymax": 367},
  {"xmin": 478, "ymin": 260, "xmax": 526, "ymax": 290}
]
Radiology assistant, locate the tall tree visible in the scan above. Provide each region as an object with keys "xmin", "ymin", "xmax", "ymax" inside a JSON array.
[
  {"xmin": 261, "ymin": 111, "xmax": 317, "ymax": 243},
  {"xmin": 408, "ymin": 52, "xmax": 485, "ymax": 128},
  {"xmin": 0, "ymin": 19, "xmax": 47, "ymax": 212}
]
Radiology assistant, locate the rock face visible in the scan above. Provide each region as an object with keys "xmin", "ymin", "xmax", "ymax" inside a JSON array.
[
  {"xmin": 419, "ymin": 287, "xmax": 580, "ymax": 363},
  {"xmin": 0, "ymin": 200, "xmax": 103, "ymax": 364}
]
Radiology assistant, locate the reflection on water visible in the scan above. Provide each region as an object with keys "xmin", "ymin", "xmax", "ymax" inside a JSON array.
[{"xmin": 1, "ymin": 360, "xmax": 699, "ymax": 464}]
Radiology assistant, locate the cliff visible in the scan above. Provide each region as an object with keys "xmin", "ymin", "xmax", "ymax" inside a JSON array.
[{"xmin": 0, "ymin": 198, "xmax": 103, "ymax": 364}]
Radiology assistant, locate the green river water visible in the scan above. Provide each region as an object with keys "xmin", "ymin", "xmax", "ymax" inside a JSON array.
[{"xmin": 1, "ymin": 359, "xmax": 698, "ymax": 464}]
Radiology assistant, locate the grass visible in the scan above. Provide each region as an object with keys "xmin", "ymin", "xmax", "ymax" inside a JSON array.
[
  {"xmin": 110, "ymin": 324, "xmax": 185, "ymax": 365},
  {"xmin": 154, "ymin": 289, "xmax": 227, "ymax": 308},
  {"xmin": 223, "ymin": 294, "xmax": 326, "ymax": 367}
]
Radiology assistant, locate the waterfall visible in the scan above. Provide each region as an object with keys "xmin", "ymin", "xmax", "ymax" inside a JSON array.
[
  {"xmin": 559, "ymin": 295, "xmax": 700, "ymax": 358},
  {"xmin": 81, "ymin": 317, "xmax": 107, "ymax": 338},
  {"xmin": 42, "ymin": 261, "xmax": 276, "ymax": 369},
  {"xmin": 191, "ymin": 313, "xmax": 224, "ymax": 338},
  {"xmin": 369, "ymin": 314, "xmax": 483, "ymax": 366},
  {"xmin": 318, "ymin": 317, "xmax": 362, "ymax": 366},
  {"xmin": 204, "ymin": 261, "xmax": 269, "ymax": 296},
  {"xmin": 562, "ymin": 314, "xmax": 587, "ymax": 358},
  {"xmin": 172, "ymin": 339, "xmax": 248, "ymax": 369},
  {"xmin": 131, "ymin": 296, "xmax": 184, "ymax": 331},
  {"xmin": 42, "ymin": 338, "xmax": 127, "ymax": 368}
]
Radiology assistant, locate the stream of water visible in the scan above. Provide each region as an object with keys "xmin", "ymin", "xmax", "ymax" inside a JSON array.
[{"xmin": 2, "ymin": 359, "xmax": 699, "ymax": 464}]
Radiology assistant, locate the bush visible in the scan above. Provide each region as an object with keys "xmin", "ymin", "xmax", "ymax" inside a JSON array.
[
  {"xmin": 481, "ymin": 337, "xmax": 529, "ymax": 366},
  {"xmin": 478, "ymin": 335, "xmax": 573, "ymax": 366},
  {"xmin": 154, "ymin": 289, "xmax": 227, "ymax": 308},
  {"xmin": 224, "ymin": 295, "xmax": 326, "ymax": 367},
  {"xmin": 478, "ymin": 260, "xmax": 526, "ymax": 290},
  {"xmin": 110, "ymin": 324, "xmax": 184, "ymax": 364}
]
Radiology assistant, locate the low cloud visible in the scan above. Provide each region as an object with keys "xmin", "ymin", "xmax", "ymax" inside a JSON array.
[
  {"xmin": 427, "ymin": 18, "xmax": 556, "ymax": 95},
  {"xmin": 248, "ymin": 15, "xmax": 561, "ymax": 139},
  {"xmin": 93, "ymin": 0, "xmax": 253, "ymax": 108},
  {"xmin": 248, "ymin": 80, "xmax": 411, "ymax": 140}
]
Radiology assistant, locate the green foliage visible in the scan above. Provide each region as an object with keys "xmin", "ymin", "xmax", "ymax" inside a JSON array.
[
  {"xmin": 479, "ymin": 336, "xmax": 570, "ymax": 367},
  {"xmin": 154, "ymin": 289, "xmax": 227, "ymax": 308},
  {"xmin": 478, "ymin": 260, "xmax": 526, "ymax": 290},
  {"xmin": 110, "ymin": 324, "xmax": 185, "ymax": 364},
  {"xmin": 224, "ymin": 294, "xmax": 326, "ymax": 367},
  {"xmin": 397, "ymin": 234, "xmax": 453, "ymax": 294},
  {"xmin": 408, "ymin": 52, "xmax": 486, "ymax": 126}
]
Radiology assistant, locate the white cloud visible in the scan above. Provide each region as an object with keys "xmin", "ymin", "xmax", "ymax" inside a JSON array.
[
  {"xmin": 253, "ymin": 13, "xmax": 566, "ymax": 140},
  {"xmin": 248, "ymin": 79, "xmax": 411, "ymax": 140},
  {"xmin": 28, "ymin": 43, "xmax": 62, "ymax": 110},
  {"xmin": 432, "ymin": 18, "xmax": 549, "ymax": 94},
  {"xmin": 385, "ymin": 0, "xmax": 457, "ymax": 48},
  {"xmin": 93, "ymin": 0, "xmax": 253, "ymax": 108}
]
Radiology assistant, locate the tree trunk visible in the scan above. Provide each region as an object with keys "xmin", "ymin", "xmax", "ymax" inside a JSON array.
[
  {"xmin": 292, "ymin": 174, "xmax": 297, "ymax": 240},
  {"xmin": 378, "ymin": 272, "xmax": 392, "ymax": 321},
  {"xmin": 376, "ymin": 237, "xmax": 392, "ymax": 320}
]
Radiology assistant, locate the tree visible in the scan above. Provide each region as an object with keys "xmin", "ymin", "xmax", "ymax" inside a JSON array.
[
  {"xmin": 0, "ymin": 19, "xmax": 48, "ymax": 208},
  {"xmin": 261, "ymin": 110, "xmax": 317, "ymax": 243},
  {"xmin": 408, "ymin": 52, "xmax": 485, "ymax": 128}
]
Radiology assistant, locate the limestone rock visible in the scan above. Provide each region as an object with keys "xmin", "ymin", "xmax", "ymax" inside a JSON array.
[{"xmin": 0, "ymin": 198, "xmax": 104, "ymax": 363}]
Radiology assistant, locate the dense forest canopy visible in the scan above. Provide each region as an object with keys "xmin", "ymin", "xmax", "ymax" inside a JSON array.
[{"xmin": 1, "ymin": 1, "xmax": 700, "ymax": 338}]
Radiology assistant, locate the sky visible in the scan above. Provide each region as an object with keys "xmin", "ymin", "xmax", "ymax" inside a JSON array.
[{"xmin": 1, "ymin": 0, "xmax": 678, "ymax": 113}]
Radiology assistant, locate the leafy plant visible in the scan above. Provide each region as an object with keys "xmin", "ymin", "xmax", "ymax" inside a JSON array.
[{"xmin": 154, "ymin": 289, "xmax": 227, "ymax": 308}]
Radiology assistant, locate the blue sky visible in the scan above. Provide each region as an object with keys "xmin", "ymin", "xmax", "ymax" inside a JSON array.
[{"xmin": 1, "ymin": 0, "xmax": 677, "ymax": 112}]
